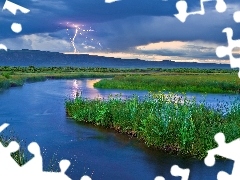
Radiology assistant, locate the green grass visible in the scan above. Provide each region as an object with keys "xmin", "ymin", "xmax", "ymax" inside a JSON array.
[
  {"xmin": 65, "ymin": 92, "xmax": 240, "ymax": 159},
  {"xmin": 94, "ymin": 73, "xmax": 240, "ymax": 93},
  {"xmin": 1, "ymin": 66, "xmax": 238, "ymax": 93}
]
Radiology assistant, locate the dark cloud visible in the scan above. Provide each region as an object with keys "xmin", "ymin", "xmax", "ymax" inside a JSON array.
[
  {"xmin": 135, "ymin": 43, "xmax": 226, "ymax": 60},
  {"xmin": 137, "ymin": 49, "xmax": 187, "ymax": 57},
  {"xmin": 1, "ymin": 0, "xmax": 238, "ymax": 37},
  {"xmin": 0, "ymin": 0, "xmax": 239, "ymax": 62},
  {"xmin": 2, "ymin": 0, "xmax": 179, "ymax": 38},
  {"xmin": 89, "ymin": 8, "xmax": 239, "ymax": 52}
]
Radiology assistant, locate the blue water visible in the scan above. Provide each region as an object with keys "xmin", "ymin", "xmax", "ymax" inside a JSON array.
[{"xmin": 0, "ymin": 79, "xmax": 237, "ymax": 180}]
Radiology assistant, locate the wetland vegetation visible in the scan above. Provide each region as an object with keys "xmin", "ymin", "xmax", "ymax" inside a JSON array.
[
  {"xmin": 65, "ymin": 92, "xmax": 240, "ymax": 159},
  {"xmin": 1, "ymin": 66, "xmax": 240, "ymax": 160},
  {"xmin": 0, "ymin": 66, "xmax": 239, "ymax": 93},
  {"xmin": 94, "ymin": 73, "xmax": 240, "ymax": 94}
]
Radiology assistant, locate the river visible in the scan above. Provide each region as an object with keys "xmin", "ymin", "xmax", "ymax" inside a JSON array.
[{"xmin": 0, "ymin": 78, "xmax": 236, "ymax": 180}]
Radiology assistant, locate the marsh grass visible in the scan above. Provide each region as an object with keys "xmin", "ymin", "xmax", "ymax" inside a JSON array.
[
  {"xmin": 65, "ymin": 92, "xmax": 240, "ymax": 159},
  {"xmin": 94, "ymin": 74, "xmax": 240, "ymax": 93},
  {"xmin": 1, "ymin": 66, "xmax": 238, "ymax": 93}
]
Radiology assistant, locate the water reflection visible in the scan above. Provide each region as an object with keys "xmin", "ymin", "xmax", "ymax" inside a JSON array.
[
  {"xmin": 0, "ymin": 79, "xmax": 238, "ymax": 180},
  {"xmin": 69, "ymin": 79, "xmax": 103, "ymax": 99},
  {"xmin": 67, "ymin": 79, "xmax": 238, "ymax": 110},
  {"xmin": 71, "ymin": 80, "xmax": 80, "ymax": 99},
  {"xmin": 86, "ymin": 79, "xmax": 101, "ymax": 89}
]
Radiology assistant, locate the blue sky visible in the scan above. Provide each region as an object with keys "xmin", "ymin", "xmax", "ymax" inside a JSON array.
[{"xmin": 0, "ymin": 0, "xmax": 239, "ymax": 63}]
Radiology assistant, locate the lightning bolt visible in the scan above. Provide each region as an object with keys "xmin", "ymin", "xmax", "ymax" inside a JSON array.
[
  {"xmin": 71, "ymin": 27, "xmax": 78, "ymax": 53},
  {"xmin": 64, "ymin": 22, "xmax": 102, "ymax": 53}
]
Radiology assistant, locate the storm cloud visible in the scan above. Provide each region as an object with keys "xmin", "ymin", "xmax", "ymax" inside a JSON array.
[{"xmin": 0, "ymin": 0, "xmax": 239, "ymax": 62}]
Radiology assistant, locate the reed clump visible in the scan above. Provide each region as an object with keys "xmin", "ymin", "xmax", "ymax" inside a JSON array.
[{"xmin": 65, "ymin": 92, "xmax": 240, "ymax": 159}]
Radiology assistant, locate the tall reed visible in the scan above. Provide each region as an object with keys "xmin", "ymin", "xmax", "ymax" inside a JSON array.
[{"xmin": 66, "ymin": 92, "xmax": 240, "ymax": 159}]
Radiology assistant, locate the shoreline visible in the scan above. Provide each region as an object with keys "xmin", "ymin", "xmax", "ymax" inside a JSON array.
[{"xmin": 1, "ymin": 66, "xmax": 239, "ymax": 94}]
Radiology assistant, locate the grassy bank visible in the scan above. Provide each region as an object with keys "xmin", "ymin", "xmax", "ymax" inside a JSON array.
[
  {"xmin": 0, "ymin": 71, "xmax": 115, "ymax": 91},
  {"xmin": 65, "ymin": 92, "xmax": 240, "ymax": 159},
  {"xmin": 94, "ymin": 74, "xmax": 240, "ymax": 94},
  {"xmin": 1, "ymin": 66, "xmax": 238, "ymax": 93}
]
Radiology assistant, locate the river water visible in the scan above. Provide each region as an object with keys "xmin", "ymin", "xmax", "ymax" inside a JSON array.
[{"xmin": 0, "ymin": 79, "xmax": 237, "ymax": 180}]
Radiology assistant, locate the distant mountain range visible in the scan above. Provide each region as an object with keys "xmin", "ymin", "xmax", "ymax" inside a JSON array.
[{"xmin": 0, "ymin": 49, "xmax": 231, "ymax": 69}]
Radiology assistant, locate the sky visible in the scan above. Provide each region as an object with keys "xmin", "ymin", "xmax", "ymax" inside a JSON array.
[{"xmin": 0, "ymin": 0, "xmax": 239, "ymax": 63}]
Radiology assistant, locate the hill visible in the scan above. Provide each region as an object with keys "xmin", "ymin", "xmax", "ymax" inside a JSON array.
[{"xmin": 0, "ymin": 49, "xmax": 230, "ymax": 69}]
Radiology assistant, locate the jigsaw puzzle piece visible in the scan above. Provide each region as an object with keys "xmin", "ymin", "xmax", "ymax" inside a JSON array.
[
  {"xmin": 216, "ymin": 161, "xmax": 240, "ymax": 180},
  {"xmin": 233, "ymin": 11, "xmax": 240, "ymax": 23},
  {"xmin": 39, "ymin": 160, "xmax": 72, "ymax": 180},
  {"xmin": 0, "ymin": 123, "xmax": 9, "ymax": 132},
  {"xmin": 0, "ymin": 123, "xmax": 23, "ymax": 178},
  {"xmin": 0, "ymin": 140, "xmax": 21, "ymax": 178},
  {"xmin": 216, "ymin": 28, "xmax": 240, "ymax": 77},
  {"xmin": 175, "ymin": 0, "xmax": 224, "ymax": 23},
  {"xmin": 21, "ymin": 142, "xmax": 42, "ymax": 173},
  {"xmin": 0, "ymin": 123, "xmax": 86, "ymax": 180},
  {"xmin": 215, "ymin": 0, "xmax": 227, "ymax": 13},
  {"xmin": 2, "ymin": 0, "xmax": 30, "ymax": 15},
  {"xmin": 2, "ymin": 0, "xmax": 30, "ymax": 34},
  {"xmin": 205, "ymin": 133, "xmax": 240, "ymax": 165},
  {"xmin": 0, "ymin": 44, "xmax": 7, "ymax": 51},
  {"xmin": 154, "ymin": 164, "xmax": 190, "ymax": 180},
  {"xmin": 80, "ymin": 175, "xmax": 92, "ymax": 180},
  {"xmin": 105, "ymin": 0, "xmax": 120, "ymax": 3},
  {"xmin": 154, "ymin": 176, "xmax": 165, "ymax": 180},
  {"xmin": 205, "ymin": 133, "xmax": 240, "ymax": 180},
  {"xmin": 171, "ymin": 165, "xmax": 190, "ymax": 180},
  {"xmin": 20, "ymin": 159, "xmax": 72, "ymax": 179},
  {"xmin": 217, "ymin": 170, "xmax": 240, "ymax": 180},
  {"xmin": 174, "ymin": 0, "xmax": 188, "ymax": 23}
]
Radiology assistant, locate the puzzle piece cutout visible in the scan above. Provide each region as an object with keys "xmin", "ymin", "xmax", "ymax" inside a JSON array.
[
  {"xmin": 0, "ymin": 123, "xmax": 22, "ymax": 178},
  {"xmin": 2, "ymin": 0, "xmax": 30, "ymax": 33},
  {"xmin": 204, "ymin": 132, "xmax": 240, "ymax": 180},
  {"xmin": 20, "ymin": 142, "xmax": 43, "ymax": 175},
  {"xmin": 216, "ymin": 26, "xmax": 240, "ymax": 78},
  {"xmin": 0, "ymin": 1, "xmax": 30, "ymax": 51},
  {"xmin": 3, "ymin": 0, "xmax": 30, "ymax": 15},
  {"xmin": 175, "ymin": 0, "xmax": 227, "ymax": 22},
  {"xmin": 154, "ymin": 165, "xmax": 190, "ymax": 180},
  {"xmin": 80, "ymin": 175, "xmax": 93, "ymax": 180},
  {"xmin": 234, "ymin": 11, "xmax": 240, "ymax": 23},
  {"xmin": 105, "ymin": 0, "xmax": 120, "ymax": 3},
  {"xmin": 0, "ymin": 123, "xmax": 9, "ymax": 132},
  {"xmin": 0, "ymin": 123, "xmax": 92, "ymax": 179}
]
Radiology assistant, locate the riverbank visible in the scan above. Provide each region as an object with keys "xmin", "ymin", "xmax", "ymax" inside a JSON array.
[
  {"xmin": 65, "ymin": 92, "xmax": 240, "ymax": 159},
  {"xmin": 1, "ymin": 66, "xmax": 238, "ymax": 94},
  {"xmin": 0, "ymin": 66, "xmax": 159, "ymax": 91},
  {"xmin": 0, "ymin": 67, "xmax": 119, "ymax": 91}
]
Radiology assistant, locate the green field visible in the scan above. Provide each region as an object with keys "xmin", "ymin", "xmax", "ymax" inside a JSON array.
[
  {"xmin": 1, "ymin": 66, "xmax": 239, "ymax": 94},
  {"xmin": 0, "ymin": 66, "xmax": 119, "ymax": 91},
  {"xmin": 94, "ymin": 73, "xmax": 240, "ymax": 94}
]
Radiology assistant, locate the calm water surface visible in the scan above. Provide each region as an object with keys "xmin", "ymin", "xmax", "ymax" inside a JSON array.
[{"xmin": 0, "ymin": 79, "xmax": 237, "ymax": 180}]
